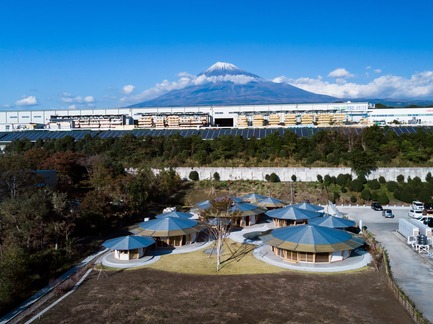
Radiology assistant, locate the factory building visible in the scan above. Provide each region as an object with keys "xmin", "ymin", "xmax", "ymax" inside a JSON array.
[{"xmin": 1, "ymin": 102, "xmax": 433, "ymax": 132}]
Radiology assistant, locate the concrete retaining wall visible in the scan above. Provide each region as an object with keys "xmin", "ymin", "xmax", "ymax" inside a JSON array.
[{"xmin": 172, "ymin": 167, "xmax": 433, "ymax": 182}]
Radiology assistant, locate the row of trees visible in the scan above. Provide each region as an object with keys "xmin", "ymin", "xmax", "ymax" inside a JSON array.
[{"xmin": 5, "ymin": 125, "xmax": 433, "ymax": 175}]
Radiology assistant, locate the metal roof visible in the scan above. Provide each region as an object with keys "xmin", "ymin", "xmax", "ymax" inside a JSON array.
[
  {"xmin": 229, "ymin": 202, "xmax": 267, "ymax": 216},
  {"xmin": 102, "ymin": 235, "xmax": 155, "ymax": 250},
  {"xmin": 138, "ymin": 217, "xmax": 201, "ymax": 237},
  {"xmin": 261, "ymin": 224, "xmax": 364, "ymax": 253},
  {"xmin": 290, "ymin": 202, "xmax": 324, "ymax": 212},
  {"xmin": 308, "ymin": 215, "xmax": 356, "ymax": 229},
  {"xmin": 155, "ymin": 211, "xmax": 193, "ymax": 219},
  {"xmin": 266, "ymin": 206, "xmax": 322, "ymax": 220},
  {"xmin": 255, "ymin": 197, "xmax": 287, "ymax": 208},
  {"xmin": 241, "ymin": 193, "xmax": 268, "ymax": 203}
]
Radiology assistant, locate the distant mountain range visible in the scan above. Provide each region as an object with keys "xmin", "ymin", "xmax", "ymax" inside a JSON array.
[
  {"xmin": 127, "ymin": 62, "xmax": 433, "ymax": 108},
  {"xmin": 128, "ymin": 62, "xmax": 338, "ymax": 107}
]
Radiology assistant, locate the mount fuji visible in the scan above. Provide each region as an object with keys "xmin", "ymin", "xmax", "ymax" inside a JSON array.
[{"xmin": 128, "ymin": 62, "xmax": 339, "ymax": 107}]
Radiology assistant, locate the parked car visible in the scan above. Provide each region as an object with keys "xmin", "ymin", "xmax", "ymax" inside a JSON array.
[
  {"xmin": 371, "ymin": 202, "xmax": 383, "ymax": 211},
  {"xmin": 382, "ymin": 209, "xmax": 394, "ymax": 218},
  {"xmin": 411, "ymin": 200, "xmax": 424, "ymax": 211},
  {"xmin": 408, "ymin": 209, "xmax": 423, "ymax": 219}
]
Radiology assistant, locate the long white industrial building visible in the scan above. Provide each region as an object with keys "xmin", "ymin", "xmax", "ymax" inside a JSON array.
[{"xmin": 0, "ymin": 102, "xmax": 432, "ymax": 131}]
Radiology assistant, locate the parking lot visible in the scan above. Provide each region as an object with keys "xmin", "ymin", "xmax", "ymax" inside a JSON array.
[{"xmin": 340, "ymin": 206, "xmax": 433, "ymax": 322}]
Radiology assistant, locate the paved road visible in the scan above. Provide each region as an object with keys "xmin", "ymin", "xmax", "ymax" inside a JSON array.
[{"xmin": 340, "ymin": 206, "xmax": 433, "ymax": 323}]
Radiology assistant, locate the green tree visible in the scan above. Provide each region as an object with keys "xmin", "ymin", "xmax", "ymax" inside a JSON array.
[
  {"xmin": 397, "ymin": 174, "xmax": 405, "ymax": 183},
  {"xmin": 377, "ymin": 193, "xmax": 389, "ymax": 205},
  {"xmin": 269, "ymin": 173, "xmax": 280, "ymax": 183},
  {"xmin": 189, "ymin": 170, "xmax": 199, "ymax": 181},
  {"xmin": 349, "ymin": 149, "xmax": 378, "ymax": 177},
  {"xmin": 367, "ymin": 179, "xmax": 380, "ymax": 190},
  {"xmin": 349, "ymin": 179, "xmax": 364, "ymax": 192},
  {"xmin": 361, "ymin": 188, "xmax": 372, "ymax": 201}
]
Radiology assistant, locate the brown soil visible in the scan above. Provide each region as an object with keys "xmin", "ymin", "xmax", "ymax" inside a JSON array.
[{"xmin": 37, "ymin": 268, "xmax": 413, "ymax": 324}]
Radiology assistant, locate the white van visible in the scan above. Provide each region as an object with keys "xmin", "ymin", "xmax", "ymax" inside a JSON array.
[{"xmin": 411, "ymin": 201, "xmax": 424, "ymax": 211}]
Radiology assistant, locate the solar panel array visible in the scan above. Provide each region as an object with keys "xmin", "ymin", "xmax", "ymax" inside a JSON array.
[{"xmin": 0, "ymin": 126, "xmax": 432, "ymax": 143}]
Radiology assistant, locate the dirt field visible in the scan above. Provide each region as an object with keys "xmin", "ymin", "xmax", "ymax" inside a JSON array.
[{"xmin": 37, "ymin": 267, "xmax": 413, "ymax": 324}]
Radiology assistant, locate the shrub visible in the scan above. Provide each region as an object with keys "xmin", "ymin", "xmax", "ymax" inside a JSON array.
[
  {"xmin": 269, "ymin": 173, "xmax": 280, "ymax": 183},
  {"xmin": 337, "ymin": 173, "xmax": 351, "ymax": 186},
  {"xmin": 332, "ymin": 191, "xmax": 340, "ymax": 203},
  {"xmin": 377, "ymin": 193, "xmax": 389, "ymax": 205},
  {"xmin": 426, "ymin": 172, "xmax": 433, "ymax": 183},
  {"xmin": 386, "ymin": 181, "xmax": 399, "ymax": 192},
  {"xmin": 291, "ymin": 174, "xmax": 297, "ymax": 182},
  {"xmin": 357, "ymin": 175, "xmax": 367, "ymax": 184},
  {"xmin": 371, "ymin": 192, "xmax": 378, "ymax": 201},
  {"xmin": 379, "ymin": 176, "xmax": 386, "ymax": 184},
  {"xmin": 213, "ymin": 172, "xmax": 220, "ymax": 181},
  {"xmin": 324, "ymin": 175, "xmax": 332, "ymax": 187},
  {"xmin": 350, "ymin": 195, "xmax": 357, "ymax": 203},
  {"xmin": 189, "ymin": 171, "xmax": 199, "ymax": 181},
  {"xmin": 341, "ymin": 186, "xmax": 347, "ymax": 193},
  {"xmin": 265, "ymin": 174, "xmax": 270, "ymax": 181},
  {"xmin": 317, "ymin": 175, "xmax": 323, "ymax": 183},
  {"xmin": 397, "ymin": 174, "xmax": 405, "ymax": 183},
  {"xmin": 361, "ymin": 188, "xmax": 372, "ymax": 201},
  {"xmin": 367, "ymin": 179, "xmax": 380, "ymax": 190},
  {"xmin": 349, "ymin": 179, "xmax": 364, "ymax": 192}
]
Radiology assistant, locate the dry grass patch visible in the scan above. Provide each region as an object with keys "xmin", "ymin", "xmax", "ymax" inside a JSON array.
[{"xmin": 144, "ymin": 240, "xmax": 284, "ymax": 275}]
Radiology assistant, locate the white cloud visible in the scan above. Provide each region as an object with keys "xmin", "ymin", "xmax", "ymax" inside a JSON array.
[
  {"xmin": 273, "ymin": 71, "xmax": 433, "ymax": 99},
  {"xmin": 374, "ymin": 68, "xmax": 382, "ymax": 74},
  {"xmin": 68, "ymin": 104, "xmax": 77, "ymax": 109},
  {"xmin": 61, "ymin": 93, "xmax": 95, "ymax": 105},
  {"xmin": 84, "ymin": 96, "xmax": 95, "ymax": 103},
  {"xmin": 15, "ymin": 95, "xmax": 39, "ymax": 106},
  {"xmin": 122, "ymin": 84, "xmax": 135, "ymax": 94},
  {"xmin": 122, "ymin": 72, "xmax": 258, "ymax": 104},
  {"xmin": 328, "ymin": 68, "xmax": 354, "ymax": 79}
]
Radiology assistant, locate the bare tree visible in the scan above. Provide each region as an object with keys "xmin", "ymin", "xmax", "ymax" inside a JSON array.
[{"xmin": 201, "ymin": 197, "xmax": 236, "ymax": 272}]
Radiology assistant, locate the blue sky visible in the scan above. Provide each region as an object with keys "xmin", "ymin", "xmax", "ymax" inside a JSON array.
[{"xmin": 2, "ymin": 0, "xmax": 433, "ymax": 109}]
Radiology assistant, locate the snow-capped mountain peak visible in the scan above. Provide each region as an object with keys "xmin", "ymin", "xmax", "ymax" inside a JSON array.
[
  {"xmin": 206, "ymin": 62, "xmax": 239, "ymax": 72},
  {"xmin": 199, "ymin": 62, "xmax": 261, "ymax": 78}
]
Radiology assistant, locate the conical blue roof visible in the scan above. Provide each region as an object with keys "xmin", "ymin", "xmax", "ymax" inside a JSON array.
[
  {"xmin": 138, "ymin": 217, "xmax": 201, "ymax": 237},
  {"xmin": 290, "ymin": 202, "xmax": 324, "ymax": 212},
  {"xmin": 195, "ymin": 199, "xmax": 211, "ymax": 210},
  {"xmin": 229, "ymin": 202, "xmax": 267, "ymax": 216},
  {"xmin": 241, "ymin": 193, "xmax": 268, "ymax": 202},
  {"xmin": 308, "ymin": 215, "xmax": 356, "ymax": 229},
  {"xmin": 266, "ymin": 206, "xmax": 321, "ymax": 220},
  {"xmin": 256, "ymin": 197, "xmax": 286, "ymax": 208},
  {"xmin": 102, "ymin": 235, "xmax": 155, "ymax": 250},
  {"xmin": 155, "ymin": 211, "xmax": 193, "ymax": 219},
  {"xmin": 261, "ymin": 224, "xmax": 364, "ymax": 253}
]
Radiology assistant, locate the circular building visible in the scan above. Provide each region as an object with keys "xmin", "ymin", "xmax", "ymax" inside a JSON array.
[
  {"xmin": 308, "ymin": 215, "xmax": 356, "ymax": 229},
  {"xmin": 138, "ymin": 217, "xmax": 202, "ymax": 248},
  {"xmin": 261, "ymin": 224, "xmax": 364, "ymax": 263},
  {"xmin": 229, "ymin": 202, "xmax": 267, "ymax": 226},
  {"xmin": 255, "ymin": 197, "xmax": 286, "ymax": 209},
  {"xmin": 266, "ymin": 206, "xmax": 321, "ymax": 227},
  {"xmin": 102, "ymin": 235, "xmax": 155, "ymax": 260},
  {"xmin": 290, "ymin": 202, "xmax": 324, "ymax": 212}
]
